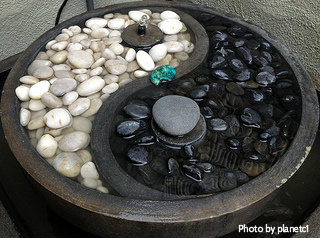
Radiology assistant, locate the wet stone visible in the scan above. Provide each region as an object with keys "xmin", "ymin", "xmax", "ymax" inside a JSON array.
[
  {"xmin": 241, "ymin": 107, "xmax": 262, "ymax": 126},
  {"xmin": 233, "ymin": 39, "xmax": 246, "ymax": 48},
  {"xmin": 189, "ymin": 88, "xmax": 207, "ymax": 100},
  {"xmin": 226, "ymin": 82, "xmax": 244, "ymax": 96},
  {"xmin": 210, "ymin": 82, "xmax": 226, "ymax": 98},
  {"xmin": 235, "ymin": 69, "xmax": 252, "ymax": 81},
  {"xmin": 182, "ymin": 165, "xmax": 202, "ymax": 182},
  {"xmin": 127, "ymin": 146, "xmax": 149, "ymax": 166},
  {"xmin": 227, "ymin": 25, "xmax": 246, "ymax": 36},
  {"xmin": 124, "ymin": 101, "xmax": 151, "ymax": 119},
  {"xmin": 168, "ymin": 158, "xmax": 180, "ymax": 175},
  {"xmin": 245, "ymin": 89, "xmax": 265, "ymax": 104},
  {"xmin": 210, "ymin": 118, "xmax": 228, "ymax": 131},
  {"xmin": 211, "ymin": 31, "xmax": 228, "ymax": 41},
  {"xmin": 276, "ymin": 70, "xmax": 290, "ymax": 79},
  {"xmin": 197, "ymin": 162, "xmax": 213, "ymax": 173},
  {"xmin": 247, "ymin": 39, "xmax": 260, "ymax": 50},
  {"xmin": 184, "ymin": 144, "xmax": 197, "ymax": 159},
  {"xmin": 132, "ymin": 135, "xmax": 155, "ymax": 145},
  {"xmin": 227, "ymin": 138, "xmax": 241, "ymax": 149},
  {"xmin": 201, "ymin": 106, "xmax": 214, "ymax": 119},
  {"xmin": 209, "ymin": 55, "xmax": 227, "ymax": 69},
  {"xmin": 211, "ymin": 69, "xmax": 231, "ymax": 81},
  {"xmin": 256, "ymin": 71, "xmax": 276, "ymax": 85},
  {"xmin": 236, "ymin": 47, "xmax": 253, "ymax": 64},
  {"xmin": 259, "ymin": 65, "xmax": 275, "ymax": 73},
  {"xmin": 228, "ymin": 58, "xmax": 246, "ymax": 72},
  {"xmin": 117, "ymin": 119, "xmax": 141, "ymax": 138}
]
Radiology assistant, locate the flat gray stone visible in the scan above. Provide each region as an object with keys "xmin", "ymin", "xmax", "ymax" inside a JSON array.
[{"xmin": 152, "ymin": 95, "xmax": 200, "ymax": 136}]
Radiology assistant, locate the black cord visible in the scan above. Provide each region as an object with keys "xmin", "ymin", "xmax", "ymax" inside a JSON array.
[
  {"xmin": 55, "ymin": 0, "xmax": 69, "ymax": 26},
  {"xmin": 86, "ymin": 0, "xmax": 94, "ymax": 11}
]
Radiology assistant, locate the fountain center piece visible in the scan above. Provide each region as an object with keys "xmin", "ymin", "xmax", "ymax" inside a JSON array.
[
  {"xmin": 151, "ymin": 95, "xmax": 206, "ymax": 146},
  {"xmin": 122, "ymin": 15, "xmax": 164, "ymax": 48}
]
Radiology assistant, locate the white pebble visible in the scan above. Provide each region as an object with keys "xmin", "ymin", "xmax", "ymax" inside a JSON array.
[
  {"xmin": 29, "ymin": 99, "xmax": 46, "ymax": 111},
  {"xmin": 68, "ymin": 25, "xmax": 81, "ymax": 35},
  {"xmin": 75, "ymin": 74, "xmax": 89, "ymax": 82},
  {"xmin": 109, "ymin": 43, "xmax": 124, "ymax": 55},
  {"xmin": 163, "ymin": 41, "xmax": 184, "ymax": 53},
  {"xmin": 62, "ymin": 91, "xmax": 79, "ymax": 105},
  {"xmin": 67, "ymin": 50, "xmax": 94, "ymax": 69},
  {"xmin": 97, "ymin": 186, "xmax": 109, "ymax": 193},
  {"xmin": 67, "ymin": 42, "xmax": 83, "ymax": 51},
  {"xmin": 15, "ymin": 85, "xmax": 30, "ymax": 101},
  {"xmin": 58, "ymin": 131, "xmax": 90, "ymax": 152},
  {"xmin": 90, "ymin": 66, "xmax": 103, "ymax": 76},
  {"xmin": 27, "ymin": 116, "xmax": 45, "ymax": 130},
  {"xmin": 53, "ymin": 152, "xmax": 83, "ymax": 177},
  {"xmin": 102, "ymin": 48, "xmax": 116, "ymax": 60},
  {"xmin": 77, "ymin": 76, "xmax": 105, "ymax": 96},
  {"xmin": 148, "ymin": 44, "xmax": 167, "ymax": 62},
  {"xmin": 68, "ymin": 98, "xmax": 91, "ymax": 116},
  {"xmin": 81, "ymin": 161, "xmax": 99, "ymax": 179},
  {"xmin": 50, "ymin": 50, "xmax": 68, "ymax": 64},
  {"xmin": 32, "ymin": 66, "xmax": 54, "ymax": 79},
  {"xmin": 52, "ymin": 64, "xmax": 71, "ymax": 71},
  {"xmin": 36, "ymin": 134, "xmax": 58, "ymax": 158},
  {"xmin": 72, "ymin": 68, "xmax": 87, "ymax": 74},
  {"xmin": 41, "ymin": 92, "xmax": 63, "ymax": 108},
  {"xmin": 125, "ymin": 48, "xmax": 136, "ymax": 62},
  {"xmin": 102, "ymin": 82, "xmax": 119, "ymax": 94},
  {"xmin": 107, "ymin": 18, "xmax": 125, "ymax": 29},
  {"xmin": 128, "ymin": 11, "xmax": 150, "ymax": 22},
  {"xmin": 19, "ymin": 76, "xmax": 39, "ymax": 85},
  {"xmin": 91, "ymin": 28, "xmax": 109, "ymax": 39},
  {"xmin": 104, "ymin": 59, "xmax": 127, "ymax": 75},
  {"xmin": 136, "ymin": 50, "xmax": 155, "ymax": 71},
  {"xmin": 134, "ymin": 70, "xmax": 148, "ymax": 78},
  {"xmin": 29, "ymin": 81, "xmax": 50, "ymax": 99},
  {"xmin": 44, "ymin": 108, "xmax": 72, "ymax": 129},
  {"xmin": 76, "ymin": 149, "xmax": 92, "ymax": 163},
  {"xmin": 81, "ymin": 178, "xmax": 98, "ymax": 189},
  {"xmin": 103, "ymin": 74, "xmax": 119, "ymax": 84},
  {"xmin": 109, "ymin": 30, "xmax": 121, "ymax": 38},
  {"xmin": 81, "ymin": 98, "xmax": 102, "ymax": 117},
  {"xmin": 85, "ymin": 18, "xmax": 108, "ymax": 29},
  {"xmin": 51, "ymin": 41, "xmax": 68, "ymax": 51},
  {"xmin": 50, "ymin": 78, "xmax": 77, "ymax": 96},
  {"xmin": 72, "ymin": 117, "xmax": 92, "ymax": 134},
  {"xmin": 158, "ymin": 19, "xmax": 183, "ymax": 35},
  {"xmin": 20, "ymin": 108, "xmax": 31, "ymax": 126},
  {"xmin": 160, "ymin": 10, "xmax": 180, "ymax": 20},
  {"xmin": 91, "ymin": 58, "xmax": 106, "ymax": 69}
]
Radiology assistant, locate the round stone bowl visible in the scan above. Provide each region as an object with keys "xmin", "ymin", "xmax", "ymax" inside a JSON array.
[{"xmin": 1, "ymin": 1, "xmax": 319, "ymax": 238}]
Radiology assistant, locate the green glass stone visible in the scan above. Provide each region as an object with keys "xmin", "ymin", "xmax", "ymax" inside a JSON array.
[{"xmin": 150, "ymin": 65, "xmax": 176, "ymax": 85}]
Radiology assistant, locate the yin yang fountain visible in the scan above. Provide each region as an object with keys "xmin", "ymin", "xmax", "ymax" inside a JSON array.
[{"xmin": 1, "ymin": 1, "xmax": 318, "ymax": 238}]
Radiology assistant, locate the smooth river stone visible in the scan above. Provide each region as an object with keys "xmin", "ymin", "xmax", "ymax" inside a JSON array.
[
  {"xmin": 32, "ymin": 66, "xmax": 54, "ymax": 79},
  {"xmin": 152, "ymin": 95, "xmax": 200, "ymax": 136},
  {"xmin": 163, "ymin": 41, "xmax": 184, "ymax": 53},
  {"xmin": 81, "ymin": 98, "xmax": 102, "ymax": 117},
  {"xmin": 50, "ymin": 78, "xmax": 77, "ymax": 96},
  {"xmin": 149, "ymin": 44, "xmax": 167, "ymax": 62},
  {"xmin": 15, "ymin": 85, "xmax": 30, "ymax": 101},
  {"xmin": 107, "ymin": 18, "xmax": 125, "ymax": 29},
  {"xmin": 19, "ymin": 75, "xmax": 39, "ymax": 85},
  {"xmin": 160, "ymin": 10, "xmax": 180, "ymax": 20},
  {"xmin": 77, "ymin": 76, "xmax": 105, "ymax": 96},
  {"xmin": 36, "ymin": 134, "xmax": 58, "ymax": 158},
  {"xmin": 91, "ymin": 28, "xmax": 109, "ymax": 39},
  {"xmin": 68, "ymin": 98, "xmax": 91, "ymax": 116},
  {"xmin": 62, "ymin": 91, "xmax": 79, "ymax": 105},
  {"xmin": 29, "ymin": 81, "xmax": 50, "ymax": 99},
  {"xmin": 104, "ymin": 59, "xmax": 127, "ymax": 75},
  {"xmin": 128, "ymin": 11, "xmax": 150, "ymax": 22},
  {"xmin": 125, "ymin": 48, "xmax": 136, "ymax": 62},
  {"xmin": 102, "ymin": 82, "xmax": 119, "ymax": 94},
  {"xmin": 67, "ymin": 50, "xmax": 94, "ymax": 69},
  {"xmin": 58, "ymin": 131, "xmax": 90, "ymax": 152},
  {"xmin": 158, "ymin": 19, "xmax": 183, "ymax": 35},
  {"xmin": 20, "ymin": 108, "xmax": 31, "ymax": 126},
  {"xmin": 44, "ymin": 108, "xmax": 72, "ymax": 129},
  {"xmin": 80, "ymin": 162, "xmax": 99, "ymax": 179},
  {"xmin": 136, "ymin": 50, "xmax": 155, "ymax": 71},
  {"xmin": 28, "ymin": 99, "xmax": 46, "ymax": 111},
  {"xmin": 53, "ymin": 152, "xmax": 83, "ymax": 178},
  {"xmin": 50, "ymin": 50, "xmax": 68, "ymax": 64},
  {"xmin": 85, "ymin": 18, "xmax": 108, "ymax": 29},
  {"xmin": 41, "ymin": 92, "xmax": 63, "ymax": 108},
  {"xmin": 72, "ymin": 116, "xmax": 92, "ymax": 134},
  {"xmin": 27, "ymin": 60, "xmax": 52, "ymax": 75}
]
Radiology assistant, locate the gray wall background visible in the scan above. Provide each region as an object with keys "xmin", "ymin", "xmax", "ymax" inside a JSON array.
[{"xmin": 0, "ymin": 0, "xmax": 319, "ymax": 76}]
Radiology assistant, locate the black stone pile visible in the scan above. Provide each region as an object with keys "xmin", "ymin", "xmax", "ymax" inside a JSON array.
[{"xmin": 110, "ymin": 23, "xmax": 301, "ymax": 196}]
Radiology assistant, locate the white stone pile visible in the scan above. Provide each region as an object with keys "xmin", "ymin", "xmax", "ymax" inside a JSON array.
[{"xmin": 15, "ymin": 9, "xmax": 194, "ymax": 193}]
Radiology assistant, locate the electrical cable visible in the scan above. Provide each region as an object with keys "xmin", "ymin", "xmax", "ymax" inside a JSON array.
[{"xmin": 55, "ymin": 0, "xmax": 69, "ymax": 26}]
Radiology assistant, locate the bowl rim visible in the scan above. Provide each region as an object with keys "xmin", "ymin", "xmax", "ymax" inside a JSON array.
[{"xmin": 1, "ymin": 1, "xmax": 319, "ymax": 223}]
